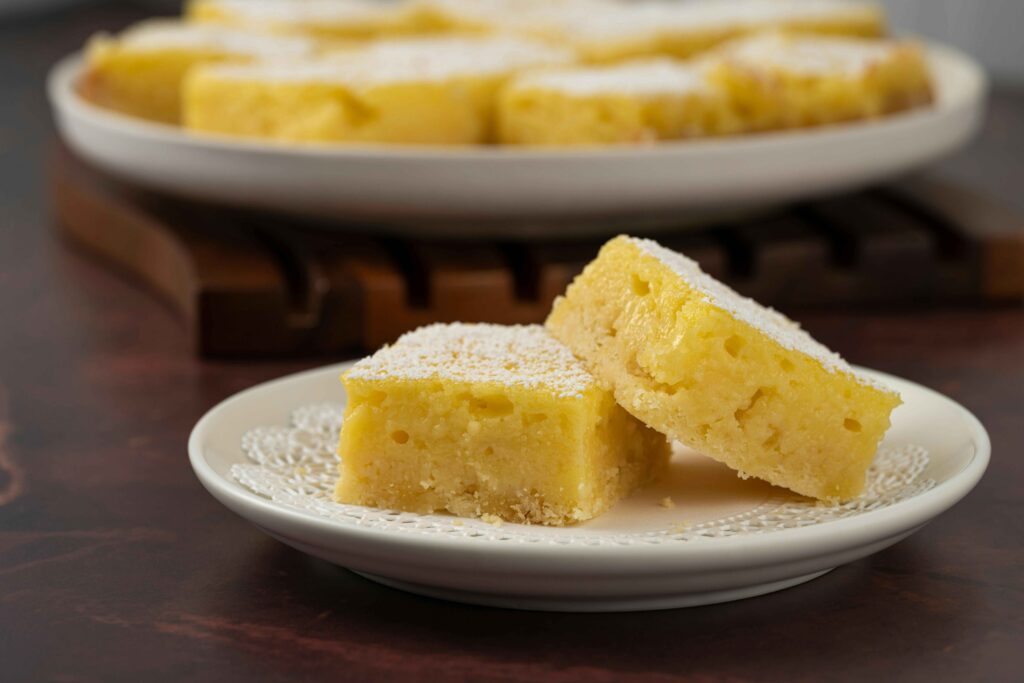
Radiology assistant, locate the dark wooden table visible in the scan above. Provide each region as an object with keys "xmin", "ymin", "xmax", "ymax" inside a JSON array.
[{"xmin": 2, "ymin": 3, "xmax": 1023, "ymax": 682}]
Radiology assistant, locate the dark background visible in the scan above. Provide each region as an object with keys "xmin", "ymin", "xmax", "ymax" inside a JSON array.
[{"xmin": 1, "ymin": 3, "xmax": 1022, "ymax": 681}]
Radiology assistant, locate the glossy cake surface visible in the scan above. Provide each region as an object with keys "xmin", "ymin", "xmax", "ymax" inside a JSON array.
[
  {"xmin": 546, "ymin": 236, "xmax": 902, "ymax": 501},
  {"xmin": 336, "ymin": 323, "xmax": 670, "ymax": 525},
  {"xmin": 183, "ymin": 36, "xmax": 572, "ymax": 143},
  {"xmin": 498, "ymin": 58, "xmax": 742, "ymax": 145}
]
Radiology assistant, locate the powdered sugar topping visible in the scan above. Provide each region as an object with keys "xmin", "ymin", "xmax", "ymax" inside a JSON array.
[
  {"xmin": 356, "ymin": 35, "xmax": 574, "ymax": 75},
  {"xmin": 628, "ymin": 237, "xmax": 893, "ymax": 392},
  {"xmin": 641, "ymin": 0, "xmax": 878, "ymax": 28},
  {"xmin": 716, "ymin": 32, "xmax": 903, "ymax": 76},
  {"xmin": 115, "ymin": 19, "xmax": 315, "ymax": 56},
  {"xmin": 568, "ymin": 0, "xmax": 879, "ymax": 41},
  {"xmin": 421, "ymin": 0, "xmax": 613, "ymax": 31},
  {"xmin": 346, "ymin": 323, "xmax": 596, "ymax": 398},
  {"xmin": 198, "ymin": 0, "xmax": 403, "ymax": 23},
  {"xmin": 203, "ymin": 36, "xmax": 573, "ymax": 84},
  {"xmin": 513, "ymin": 58, "xmax": 711, "ymax": 96}
]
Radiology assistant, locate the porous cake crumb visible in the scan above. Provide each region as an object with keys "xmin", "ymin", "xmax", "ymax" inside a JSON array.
[
  {"xmin": 336, "ymin": 323, "xmax": 670, "ymax": 525},
  {"xmin": 546, "ymin": 236, "xmax": 902, "ymax": 501},
  {"xmin": 630, "ymin": 236, "xmax": 883, "ymax": 389},
  {"xmin": 480, "ymin": 513, "xmax": 504, "ymax": 527}
]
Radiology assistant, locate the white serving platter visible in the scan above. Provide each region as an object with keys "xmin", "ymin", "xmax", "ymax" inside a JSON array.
[
  {"xmin": 188, "ymin": 361, "xmax": 989, "ymax": 612},
  {"xmin": 49, "ymin": 43, "xmax": 985, "ymax": 231}
]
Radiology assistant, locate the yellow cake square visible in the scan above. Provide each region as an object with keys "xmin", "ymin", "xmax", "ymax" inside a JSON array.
[
  {"xmin": 554, "ymin": 0, "xmax": 887, "ymax": 63},
  {"xmin": 546, "ymin": 236, "xmax": 901, "ymax": 501},
  {"xmin": 498, "ymin": 58, "xmax": 742, "ymax": 146},
  {"xmin": 336, "ymin": 323, "xmax": 670, "ymax": 525},
  {"xmin": 183, "ymin": 36, "xmax": 573, "ymax": 144},
  {"xmin": 186, "ymin": 0, "xmax": 421, "ymax": 40},
  {"xmin": 705, "ymin": 32, "xmax": 933, "ymax": 130},
  {"xmin": 79, "ymin": 20, "xmax": 316, "ymax": 124}
]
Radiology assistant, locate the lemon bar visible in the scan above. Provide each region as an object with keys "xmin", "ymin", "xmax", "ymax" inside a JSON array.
[
  {"xmin": 706, "ymin": 32, "xmax": 933, "ymax": 130},
  {"xmin": 336, "ymin": 323, "xmax": 670, "ymax": 525},
  {"xmin": 184, "ymin": 36, "xmax": 573, "ymax": 144},
  {"xmin": 79, "ymin": 20, "xmax": 315, "ymax": 124},
  {"xmin": 187, "ymin": 0, "xmax": 420, "ymax": 40},
  {"xmin": 546, "ymin": 236, "xmax": 901, "ymax": 501},
  {"xmin": 499, "ymin": 58, "xmax": 741, "ymax": 146},
  {"xmin": 557, "ymin": 0, "xmax": 886, "ymax": 63}
]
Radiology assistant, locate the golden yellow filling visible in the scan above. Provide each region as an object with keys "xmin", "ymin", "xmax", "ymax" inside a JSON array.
[
  {"xmin": 498, "ymin": 59, "xmax": 743, "ymax": 146},
  {"xmin": 183, "ymin": 36, "xmax": 572, "ymax": 144},
  {"xmin": 81, "ymin": 44, "xmax": 223, "ymax": 124},
  {"xmin": 184, "ymin": 68, "xmax": 487, "ymax": 144},
  {"xmin": 706, "ymin": 32, "xmax": 933, "ymax": 130},
  {"xmin": 336, "ymin": 323, "xmax": 670, "ymax": 525},
  {"xmin": 546, "ymin": 236, "xmax": 901, "ymax": 501},
  {"xmin": 79, "ymin": 21, "xmax": 314, "ymax": 124},
  {"xmin": 78, "ymin": 1, "xmax": 939, "ymax": 146}
]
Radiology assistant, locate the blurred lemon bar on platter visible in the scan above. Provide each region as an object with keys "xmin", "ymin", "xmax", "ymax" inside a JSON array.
[
  {"xmin": 415, "ymin": 0, "xmax": 612, "ymax": 36},
  {"xmin": 706, "ymin": 32, "xmax": 933, "ymax": 130},
  {"xmin": 336, "ymin": 323, "xmax": 670, "ymax": 526},
  {"xmin": 187, "ymin": 0, "xmax": 421, "ymax": 40},
  {"xmin": 499, "ymin": 58, "xmax": 742, "ymax": 146},
  {"xmin": 546, "ymin": 236, "xmax": 901, "ymax": 502},
  {"xmin": 79, "ymin": 20, "xmax": 316, "ymax": 124},
  {"xmin": 555, "ymin": 0, "xmax": 887, "ymax": 63},
  {"xmin": 184, "ymin": 36, "xmax": 573, "ymax": 144}
]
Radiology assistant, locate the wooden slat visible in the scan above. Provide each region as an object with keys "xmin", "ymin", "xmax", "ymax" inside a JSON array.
[
  {"xmin": 801, "ymin": 191, "xmax": 976, "ymax": 305},
  {"xmin": 654, "ymin": 232, "xmax": 729, "ymax": 280},
  {"xmin": 52, "ymin": 146, "xmax": 292, "ymax": 356},
  {"xmin": 727, "ymin": 214, "xmax": 840, "ymax": 306},
  {"xmin": 51, "ymin": 144, "xmax": 1024, "ymax": 357},
  {"xmin": 896, "ymin": 178, "xmax": 1024, "ymax": 301}
]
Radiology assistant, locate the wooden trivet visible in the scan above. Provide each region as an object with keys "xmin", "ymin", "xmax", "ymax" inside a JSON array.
[{"xmin": 51, "ymin": 145, "xmax": 1024, "ymax": 357}]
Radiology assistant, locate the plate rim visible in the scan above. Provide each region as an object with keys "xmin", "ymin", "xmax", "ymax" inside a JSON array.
[
  {"xmin": 188, "ymin": 360, "xmax": 990, "ymax": 563},
  {"xmin": 50, "ymin": 40, "xmax": 987, "ymax": 163}
]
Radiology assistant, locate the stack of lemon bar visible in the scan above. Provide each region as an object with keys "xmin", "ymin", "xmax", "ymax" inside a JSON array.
[
  {"xmin": 336, "ymin": 236, "xmax": 902, "ymax": 525},
  {"xmin": 78, "ymin": 0, "xmax": 934, "ymax": 146}
]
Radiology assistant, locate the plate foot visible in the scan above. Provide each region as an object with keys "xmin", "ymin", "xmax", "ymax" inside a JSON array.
[{"xmin": 351, "ymin": 568, "xmax": 835, "ymax": 612}]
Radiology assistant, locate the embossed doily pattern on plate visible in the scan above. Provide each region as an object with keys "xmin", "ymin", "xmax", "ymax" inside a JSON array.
[{"xmin": 232, "ymin": 403, "xmax": 935, "ymax": 546}]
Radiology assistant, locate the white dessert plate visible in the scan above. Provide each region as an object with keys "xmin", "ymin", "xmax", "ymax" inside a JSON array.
[
  {"xmin": 189, "ymin": 361, "xmax": 988, "ymax": 612},
  {"xmin": 50, "ymin": 42, "xmax": 985, "ymax": 232}
]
